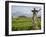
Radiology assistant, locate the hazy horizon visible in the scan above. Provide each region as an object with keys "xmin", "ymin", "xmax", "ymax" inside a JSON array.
[{"xmin": 11, "ymin": 5, "xmax": 41, "ymax": 17}]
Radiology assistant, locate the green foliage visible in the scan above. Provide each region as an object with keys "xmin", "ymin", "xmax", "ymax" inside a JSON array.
[{"xmin": 12, "ymin": 17, "xmax": 41, "ymax": 31}]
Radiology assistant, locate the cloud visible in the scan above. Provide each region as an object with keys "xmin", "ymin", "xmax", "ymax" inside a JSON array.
[{"xmin": 11, "ymin": 5, "xmax": 41, "ymax": 17}]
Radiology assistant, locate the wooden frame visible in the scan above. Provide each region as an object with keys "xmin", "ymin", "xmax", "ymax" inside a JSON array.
[{"xmin": 5, "ymin": 1, "xmax": 45, "ymax": 36}]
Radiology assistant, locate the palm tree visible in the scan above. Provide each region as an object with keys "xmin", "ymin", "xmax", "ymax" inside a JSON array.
[{"xmin": 32, "ymin": 8, "xmax": 41, "ymax": 30}]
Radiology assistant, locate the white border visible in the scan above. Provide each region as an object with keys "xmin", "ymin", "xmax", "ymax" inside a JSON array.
[{"xmin": 9, "ymin": 3, "xmax": 44, "ymax": 35}]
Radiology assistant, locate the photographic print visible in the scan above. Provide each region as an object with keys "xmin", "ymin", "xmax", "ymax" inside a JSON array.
[
  {"xmin": 12, "ymin": 5, "xmax": 41, "ymax": 31},
  {"xmin": 5, "ymin": 1, "xmax": 45, "ymax": 36}
]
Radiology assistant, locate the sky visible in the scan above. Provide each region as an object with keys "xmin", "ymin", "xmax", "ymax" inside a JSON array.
[{"xmin": 11, "ymin": 5, "xmax": 41, "ymax": 17}]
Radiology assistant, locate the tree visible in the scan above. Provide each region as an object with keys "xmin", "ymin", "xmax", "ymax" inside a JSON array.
[{"xmin": 32, "ymin": 8, "xmax": 41, "ymax": 30}]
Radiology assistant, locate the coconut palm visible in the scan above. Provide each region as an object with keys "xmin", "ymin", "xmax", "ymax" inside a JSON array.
[{"xmin": 32, "ymin": 8, "xmax": 41, "ymax": 30}]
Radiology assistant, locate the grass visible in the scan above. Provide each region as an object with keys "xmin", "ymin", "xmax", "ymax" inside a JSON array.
[{"xmin": 12, "ymin": 17, "xmax": 41, "ymax": 31}]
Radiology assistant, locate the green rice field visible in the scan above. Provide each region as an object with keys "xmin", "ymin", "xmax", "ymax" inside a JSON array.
[{"xmin": 12, "ymin": 17, "xmax": 41, "ymax": 31}]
